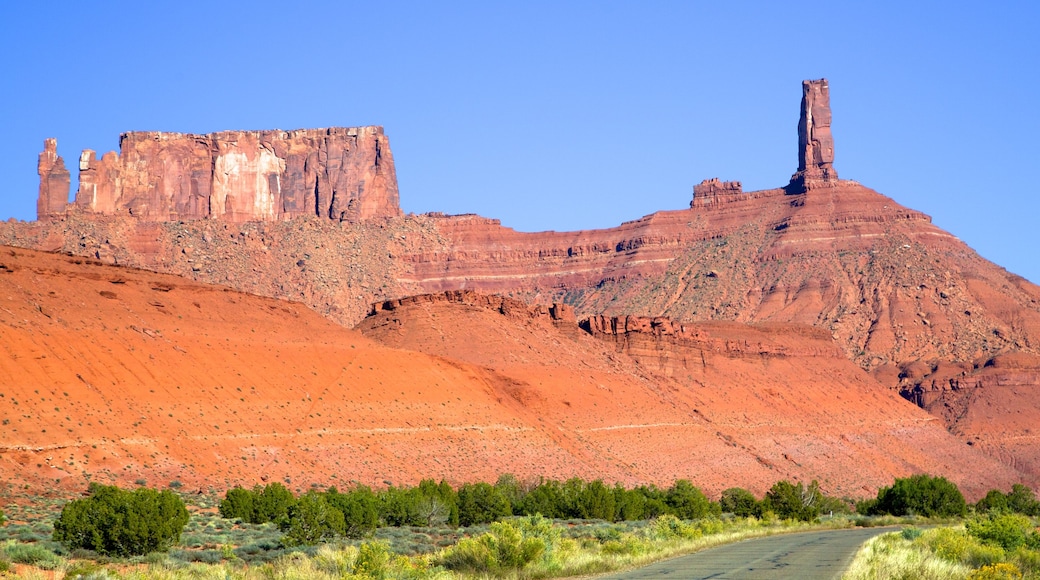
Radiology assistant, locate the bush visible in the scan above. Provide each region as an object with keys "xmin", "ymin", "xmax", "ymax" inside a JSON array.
[
  {"xmin": 518, "ymin": 479, "xmax": 565, "ymax": 519},
  {"xmin": 967, "ymin": 513, "xmax": 1035, "ymax": 551},
  {"xmin": 457, "ymin": 482, "xmax": 511, "ymax": 527},
  {"xmin": 219, "ymin": 486, "xmax": 255, "ymax": 521},
  {"xmin": 254, "ymin": 482, "xmax": 296, "ymax": 524},
  {"xmin": 1, "ymin": 543, "xmax": 64, "ymax": 570},
  {"xmin": 719, "ymin": 487, "xmax": 760, "ymax": 518},
  {"xmin": 921, "ymin": 527, "xmax": 974, "ymax": 562},
  {"xmin": 326, "ymin": 485, "xmax": 380, "ymax": 538},
  {"xmin": 649, "ymin": 514, "xmax": 700, "ymax": 540},
  {"xmin": 665, "ymin": 480, "xmax": 717, "ymax": 520},
  {"xmin": 280, "ymin": 492, "xmax": 345, "ymax": 546},
  {"xmin": 353, "ymin": 541, "xmax": 391, "ymax": 577},
  {"xmin": 976, "ymin": 489, "xmax": 1011, "ymax": 513},
  {"xmin": 440, "ymin": 521, "xmax": 546, "ymax": 572},
  {"xmin": 762, "ymin": 480, "xmax": 820, "ymax": 521},
  {"xmin": 1006, "ymin": 484, "xmax": 1040, "ymax": 516},
  {"xmin": 967, "ymin": 563, "xmax": 1023, "ymax": 580},
  {"xmin": 873, "ymin": 474, "xmax": 967, "ymax": 517},
  {"xmin": 0, "ymin": 508, "xmax": 5, "ymax": 526},
  {"xmin": 52, "ymin": 483, "xmax": 189, "ymax": 557}
]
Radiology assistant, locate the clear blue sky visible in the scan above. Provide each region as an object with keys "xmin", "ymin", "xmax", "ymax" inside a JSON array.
[{"xmin": 2, "ymin": 1, "xmax": 1038, "ymax": 282}]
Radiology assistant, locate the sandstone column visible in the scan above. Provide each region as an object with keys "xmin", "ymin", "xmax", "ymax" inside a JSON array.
[
  {"xmin": 37, "ymin": 138, "xmax": 70, "ymax": 219},
  {"xmin": 790, "ymin": 78, "xmax": 838, "ymax": 191}
]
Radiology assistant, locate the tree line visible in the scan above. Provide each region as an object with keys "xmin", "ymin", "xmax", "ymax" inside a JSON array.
[{"xmin": 47, "ymin": 475, "xmax": 1040, "ymax": 554}]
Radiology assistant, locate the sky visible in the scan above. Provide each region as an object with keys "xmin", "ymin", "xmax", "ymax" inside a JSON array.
[{"xmin": 2, "ymin": 1, "xmax": 1038, "ymax": 282}]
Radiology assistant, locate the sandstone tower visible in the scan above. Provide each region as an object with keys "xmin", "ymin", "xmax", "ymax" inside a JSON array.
[{"xmin": 789, "ymin": 78, "xmax": 839, "ymax": 191}]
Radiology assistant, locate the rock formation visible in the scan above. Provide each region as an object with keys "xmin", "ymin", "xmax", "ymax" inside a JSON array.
[
  {"xmin": 7, "ymin": 79, "xmax": 1040, "ymax": 489},
  {"xmin": 37, "ymin": 138, "xmax": 70, "ymax": 219},
  {"xmin": 789, "ymin": 78, "xmax": 838, "ymax": 191},
  {"xmin": 691, "ymin": 178, "xmax": 744, "ymax": 208},
  {"xmin": 40, "ymin": 127, "xmax": 401, "ymax": 223}
]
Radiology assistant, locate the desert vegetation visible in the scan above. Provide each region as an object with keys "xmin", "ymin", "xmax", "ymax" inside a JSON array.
[{"xmin": 0, "ymin": 475, "xmax": 1036, "ymax": 579}]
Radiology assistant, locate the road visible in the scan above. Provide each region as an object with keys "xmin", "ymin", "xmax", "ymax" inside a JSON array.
[{"xmin": 596, "ymin": 527, "xmax": 892, "ymax": 579}]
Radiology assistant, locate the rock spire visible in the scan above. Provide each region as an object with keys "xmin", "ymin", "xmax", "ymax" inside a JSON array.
[{"xmin": 789, "ymin": 78, "xmax": 839, "ymax": 191}]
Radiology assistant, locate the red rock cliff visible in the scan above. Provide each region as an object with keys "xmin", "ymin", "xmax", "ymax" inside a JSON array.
[{"xmin": 41, "ymin": 126, "xmax": 401, "ymax": 223}]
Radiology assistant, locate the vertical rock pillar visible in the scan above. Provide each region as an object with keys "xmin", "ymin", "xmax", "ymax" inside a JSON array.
[
  {"xmin": 37, "ymin": 138, "xmax": 70, "ymax": 219},
  {"xmin": 789, "ymin": 78, "xmax": 838, "ymax": 191}
]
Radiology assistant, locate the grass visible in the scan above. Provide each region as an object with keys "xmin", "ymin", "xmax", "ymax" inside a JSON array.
[{"xmin": 843, "ymin": 520, "xmax": 1040, "ymax": 580}]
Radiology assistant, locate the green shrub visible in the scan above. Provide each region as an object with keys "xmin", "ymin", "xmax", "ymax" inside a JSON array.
[
  {"xmin": 965, "ymin": 543, "xmax": 1007, "ymax": 568},
  {"xmin": 601, "ymin": 535, "xmax": 649, "ymax": 556},
  {"xmin": 967, "ymin": 513, "xmax": 1034, "ymax": 551},
  {"xmin": 1006, "ymin": 484, "xmax": 1040, "ymax": 516},
  {"xmin": 614, "ymin": 485, "xmax": 648, "ymax": 521},
  {"xmin": 254, "ymin": 482, "xmax": 296, "ymax": 524},
  {"xmin": 518, "ymin": 480, "xmax": 565, "ymax": 519},
  {"xmin": 353, "ymin": 542, "xmax": 391, "ymax": 577},
  {"xmin": 649, "ymin": 514, "xmax": 700, "ymax": 540},
  {"xmin": 280, "ymin": 492, "xmax": 345, "ymax": 546},
  {"xmin": 0, "ymin": 508, "xmax": 5, "ymax": 526},
  {"xmin": 920, "ymin": 527, "xmax": 974, "ymax": 562},
  {"xmin": 1, "ymin": 543, "xmax": 64, "ymax": 569},
  {"xmin": 573, "ymin": 479, "xmax": 617, "ymax": 520},
  {"xmin": 63, "ymin": 560, "xmax": 106, "ymax": 578},
  {"xmin": 665, "ymin": 480, "xmax": 717, "ymax": 520},
  {"xmin": 901, "ymin": 526, "xmax": 924, "ymax": 540},
  {"xmin": 874, "ymin": 474, "xmax": 967, "ymax": 517},
  {"xmin": 762, "ymin": 480, "xmax": 820, "ymax": 521},
  {"xmin": 457, "ymin": 482, "xmax": 511, "ymax": 527},
  {"xmin": 326, "ymin": 485, "xmax": 380, "ymax": 537},
  {"xmin": 720, "ymin": 487, "xmax": 759, "ymax": 518},
  {"xmin": 0, "ymin": 558, "xmax": 9, "ymax": 574},
  {"xmin": 977, "ymin": 489, "xmax": 1011, "ymax": 513},
  {"xmin": 1010, "ymin": 546, "xmax": 1040, "ymax": 575},
  {"xmin": 440, "ymin": 521, "xmax": 545, "ymax": 572},
  {"xmin": 52, "ymin": 483, "xmax": 189, "ymax": 557},
  {"xmin": 218, "ymin": 486, "xmax": 255, "ymax": 521}
]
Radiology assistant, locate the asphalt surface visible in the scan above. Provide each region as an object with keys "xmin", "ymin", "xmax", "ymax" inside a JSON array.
[{"xmin": 595, "ymin": 527, "xmax": 893, "ymax": 579}]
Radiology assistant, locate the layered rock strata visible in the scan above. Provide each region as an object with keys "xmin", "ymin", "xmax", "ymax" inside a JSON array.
[
  {"xmin": 691, "ymin": 178, "xmax": 745, "ymax": 208},
  {"xmin": 39, "ymin": 127, "xmax": 400, "ymax": 223}
]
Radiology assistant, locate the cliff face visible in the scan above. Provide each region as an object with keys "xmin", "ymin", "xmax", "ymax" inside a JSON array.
[{"xmin": 42, "ymin": 126, "xmax": 400, "ymax": 223}]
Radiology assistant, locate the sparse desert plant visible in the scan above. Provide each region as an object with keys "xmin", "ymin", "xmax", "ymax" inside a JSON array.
[
  {"xmin": 440, "ymin": 520, "xmax": 546, "ymax": 573},
  {"xmin": 1, "ymin": 542, "xmax": 64, "ymax": 570}
]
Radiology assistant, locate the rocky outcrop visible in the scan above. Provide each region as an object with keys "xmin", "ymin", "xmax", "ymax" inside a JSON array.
[
  {"xmin": 37, "ymin": 138, "xmax": 70, "ymax": 219},
  {"xmin": 789, "ymin": 78, "xmax": 838, "ymax": 191},
  {"xmin": 581, "ymin": 315, "xmax": 841, "ymax": 375},
  {"xmin": 691, "ymin": 178, "xmax": 745, "ymax": 208},
  {"xmin": 41, "ymin": 127, "xmax": 401, "ymax": 223},
  {"xmin": 371, "ymin": 290, "xmax": 578, "ymax": 336}
]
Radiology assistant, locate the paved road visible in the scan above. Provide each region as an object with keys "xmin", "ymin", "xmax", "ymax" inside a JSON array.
[{"xmin": 596, "ymin": 527, "xmax": 892, "ymax": 579}]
